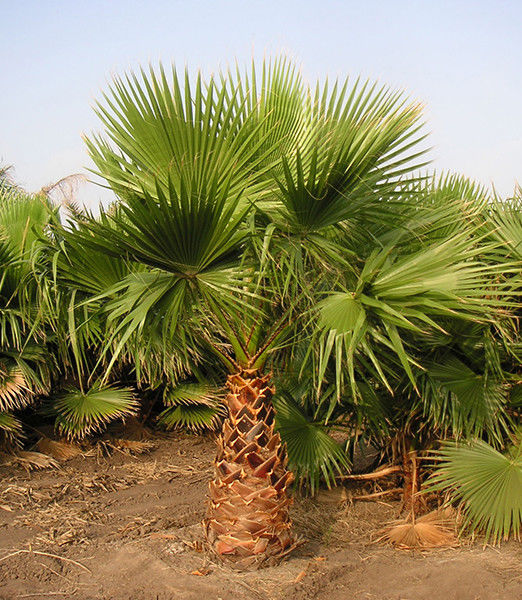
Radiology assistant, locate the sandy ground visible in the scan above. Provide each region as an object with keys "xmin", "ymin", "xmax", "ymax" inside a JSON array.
[{"xmin": 0, "ymin": 432, "xmax": 520, "ymax": 600}]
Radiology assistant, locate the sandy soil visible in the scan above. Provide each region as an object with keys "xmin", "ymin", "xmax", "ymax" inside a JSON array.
[{"xmin": 0, "ymin": 432, "xmax": 520, "ymax": 600}]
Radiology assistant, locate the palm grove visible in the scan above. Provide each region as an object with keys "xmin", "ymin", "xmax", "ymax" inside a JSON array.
[{"xmin": 0, "ymin": 59, "xmax": 520, "ymax": 565}]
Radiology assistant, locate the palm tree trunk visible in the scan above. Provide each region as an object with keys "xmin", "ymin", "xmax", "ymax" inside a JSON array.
[
  {"xmin": 401, "ymin": 449, "xmax": 427, "ymax": 514},
  {"xmin": 203, "ymin": 369, "xmax": 297, "ymax": 569}
]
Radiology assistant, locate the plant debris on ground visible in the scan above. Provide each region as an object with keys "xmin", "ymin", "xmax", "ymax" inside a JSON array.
[{"xmin": 0, "ymin": 432, "xmax": 519, "ymax": 600}]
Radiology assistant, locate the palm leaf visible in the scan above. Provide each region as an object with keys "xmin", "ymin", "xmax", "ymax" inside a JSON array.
[
  {"xmin": 158, "ymin": 382, "xmax": 224, "ymax": 431},
  {"xmin": 52, "ymin": 384, "xmax": 139, "ymax": 439},
  {"xmin": 315, "ymin": 229, "xmax": 507, "ymax": 399},
  {"xmin": 0, "ymin": 360, "xmax": 29, "ymax": 411},
  {"xmin": 271, "ymin": 76, "xmax": 428, "ymax": 233},
  {"xmin": 0, "ymin": 411, "xmax": 23, "ymax": 446},
  {"xmin": 429, "ymin": 440, "xmax": 522, "ymax": 544},
  {"xmin": 489, "ymin": 194, "xmax": 522, "ymax": 261},
  {"xmin": 421, "ymin": 354, "xmax": 509, "ymax": 441},
  {"xmin": 274, "ymin": 393, "xmax": 350, "ymax": 494}
]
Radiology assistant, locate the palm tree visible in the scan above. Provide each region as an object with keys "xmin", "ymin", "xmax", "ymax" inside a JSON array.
[
  {"xmin": 63, "ymin": 57, "xmax": 509, "ymax": 567},
  {"xmin": 313, "ymin": 174, "xmax": 520, "ymax": 511},
  {"xmin": 0, "ymin": 182, "xmax": 54, "ymax": 445}
]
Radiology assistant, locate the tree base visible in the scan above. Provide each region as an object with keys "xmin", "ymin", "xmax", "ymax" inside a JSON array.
[{"xmin": 203, "ymin": 370, "xmax": 299, "ymax": 569}]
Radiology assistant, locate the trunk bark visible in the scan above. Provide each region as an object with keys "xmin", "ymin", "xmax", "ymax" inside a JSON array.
[
  {"xmin": 401, "ymin": 449, "xmax": 426, "ymax": 515},
  {"xmin": 203, "ymin": 369, "xmax": 297, "ymax": 569}
]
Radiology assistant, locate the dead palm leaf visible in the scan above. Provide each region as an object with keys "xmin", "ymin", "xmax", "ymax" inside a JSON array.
[
  {"xmin": 36, "ymin": 437, "xmax": 82, "ymax": 461},
  {"xmin": 11, "ymin": 451, "xmax": 59, "ymax": 471},
  {"xmin": 377, "ymin": 508, "xmax": 457, "ymax": 549},
  {"xmin": 0, "ymin": 363, "xmax": 29, "ymax": 412}
]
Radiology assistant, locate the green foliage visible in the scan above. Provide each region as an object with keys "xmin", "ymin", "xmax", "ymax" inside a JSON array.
[
  {"xmin": 315, "ymin": 227, "xmax": 506, "ymax": 400},
  {"xmin": 158, "ymin": 383, "xmax": 225, "ymax": 432},
  {"xmin": 274, "ymin": 393, "xmax": 350, "ymax": 494},
  {"xmin": 0, "ymin": 183, "xmax": 56, "ymax": 445},
  {"xmin": 0, "ymin": 411, "xmax": 23, "ymax": 446},
  {"xmin": 429, "ymin": 440, "xmax": 522, "ymax": 543},
  {"xmin": 52, "ymin": 384, "xmax": 139, "ymax": 439},
  {"xmin": 2, "ymin": 56, "xmax": 521, "ymax": 517}
]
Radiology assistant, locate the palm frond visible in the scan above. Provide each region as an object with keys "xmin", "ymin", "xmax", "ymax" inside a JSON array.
[
  {"xmin": 315, "ymin": 229, "xmax": 507, "ymax": 399},
  {"xmin": 0, "ymin": 411, "xmax": 23, "ymax": 446},
  {"xmin": 428, "ymin": 440, "xmax": 522, "ymax": 544},
  {"xmin": 420, "ymin": 354, "xmax": 509, "ymax": 442},
  {"xmin": 0, "ymin": 360, "xmax": 29, "ymax": 411},
  {"xmin": 274, "ymin": 393, "xmax": 350, "ymax": 494},
  {"xmin": 488, "ymin": 194, "xmax": 522, "ymax": 261},
  {"xmin": 158, "ymin": 382, "xmax": 225, "ymax": 432},
  {"xmin": 271, "ymin": 76, "xmax": 428, "ymax": 233},
  {"xmin": 86, "ymin": 63, "xmax": 276, "ymax": 202},
  {"xmin": 52, "ymin": 384, "xmax": 139, "ymax": 439}
]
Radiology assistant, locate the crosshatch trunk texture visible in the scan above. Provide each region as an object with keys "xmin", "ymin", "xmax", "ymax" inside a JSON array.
[{"xmin": 203, "ymin": 369, "xmax": 298, "ymax": 569}]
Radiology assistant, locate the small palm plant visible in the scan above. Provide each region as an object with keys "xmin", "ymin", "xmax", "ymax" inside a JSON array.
[{"xmin": 61, "ymin": 56, "xmax": 516, "ymax": 567}]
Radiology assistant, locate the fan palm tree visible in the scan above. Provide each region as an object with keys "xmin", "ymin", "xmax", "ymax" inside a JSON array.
[
  {"xmin": 312, "ymin": 174, "xmax": 520, "ymax": 510},
  {"xmin": 63, "ymin": 57, "xmax": 510, "ymax": 567},
  {"xmin": 0, "ymin": 182, "xmax": 55, "ymax": 445}
]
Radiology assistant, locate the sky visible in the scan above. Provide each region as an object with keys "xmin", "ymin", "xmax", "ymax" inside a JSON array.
[{"xmin": 1, "ymin": 0, "xmax": 521, "ymax": 208}]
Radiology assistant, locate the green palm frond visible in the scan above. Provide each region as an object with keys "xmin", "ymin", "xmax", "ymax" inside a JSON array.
[
  {"xmin": 316, "ymin": 230, "xmax": 506, "ymax": 398},
  {"xmin": 274, "ymin": 393, "xmax": 350, "ymax": 494},
  {"xmin": 509, "ymin": 383, "xmax": 522, "ymax": 409},
  {"xmin": 0, "ymin": 411, "xmax": 23, "ymax": 446},
  {"xmin": 271, "ymin": 77, "xmax": 428, "ymax": 233},
  {"xmin": 489, "ymin": 195, "xmax": 522, "ymax": 261},
  {"xmin": 224, "ymin": 56, "xmax": 307, "ymax": 180},
  {"xmin": 429, "ymin": 440, "xmax": 522, "ymax": 544},
  {"xmin": 86, "ymin": 64, "xmax": 276, "ymax": 202},
  {"xmin": 63, "ymin": 177, "xmax": 259, "ymax": 373},
  {"xmin": 420, "ymin": 354, "xmax": 509, "ymax": 442},
  {"xmin": 52, "ymin": 384, "xmax": 139, "ymax": 439},
  {"xmin": 158, "ymin": 404, "xmax": 222, "ymax": 432},
  {"xmin": 67, "ymin": 180, "xmax": 248, "ymax": 278},
  {"xmin": 158, "ymin": 382, "xmax": 225, "ymax": 431},
  {"xmin": 0, "ymin": 186, "xmax": 52, "ymax": 260},
  {"xmin": 55, "ymin": 222, "xmax": 138, "ymax": 296},
  {"xmin": 397, "ymin": 173, "xmax": 490, "ymax": 245}
]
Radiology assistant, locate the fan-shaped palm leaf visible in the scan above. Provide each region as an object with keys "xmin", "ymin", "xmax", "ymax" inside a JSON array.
[
  {"xmin": 489, "ymin": 194, "xmax": 522, "ymax": 261},
  {"xmin": 0, "ymin": 411, "xmax": 23, "ymax": 446},
  {"xmin": 316, "ymin": 229, "xmax": 506, "ymax": 399},
  {"xmin": 158, "ymin": 382, "xmax": 225, "ymax": 431},
  {"xmin": 0, "ymin": 361, "xmax": 29, "ymax": 411},
  {"xmin": 274, "ymin": 393, "xmax": 350, "ymax": 493},
  {"xmin": 421, "ymin": 354, "xmax": 509, "ymax": 441},
  {"xmin": 429, "ymin": 440, "xmax": 522, "ymax": 544},
  {"xmin": 271, "ymin": 77, "xmax": 428, "ymax": 234},
  {"xmin": 52, "ymin": 384, "xmax": 139, "ymax": 439}
]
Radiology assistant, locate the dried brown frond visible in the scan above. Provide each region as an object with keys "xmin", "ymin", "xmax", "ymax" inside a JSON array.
[
  {"xmin": 0, "ymin": 364, "xmax": 30, "ymax": 411},
  {"xmin": 11, "ymin": 451, "xmax": 59, "ymax": 471},
  {"xmin": 110, "ymin": 438, "xmax": 156, "ymax": 454},
  {"xmin": 377, "ymin": 508, "xmax": 457, "ymax": 549},
  {"xmin": 36, "ymin": 437, "xmax": 82, "ymax": 461},
  {"xmin": 340, "ymin": 464, "xmax": 402, "ymax": 480},
  {"xmin": 112, "ymin": 416, "xmax": 153, "ymax": 440}
]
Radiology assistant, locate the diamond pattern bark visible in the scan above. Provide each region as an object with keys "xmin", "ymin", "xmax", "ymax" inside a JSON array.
[{"xmin": 203, "ymin": 369, "xmax": 298, "ymax": 569}]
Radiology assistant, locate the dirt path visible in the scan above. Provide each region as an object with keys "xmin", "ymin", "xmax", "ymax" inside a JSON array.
[{"xmin": 0, "ymin": 433, "xmax": 520, "ymax": 600}]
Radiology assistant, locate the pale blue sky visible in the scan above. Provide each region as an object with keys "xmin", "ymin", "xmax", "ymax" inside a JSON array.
[{"xmin": 1, "ymin": 0, "xmax": 521, "ymax": 207}]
